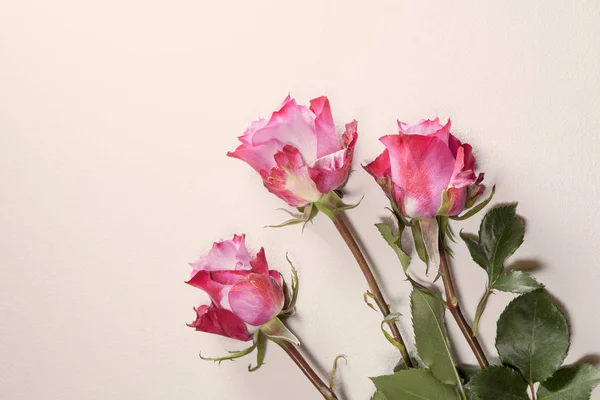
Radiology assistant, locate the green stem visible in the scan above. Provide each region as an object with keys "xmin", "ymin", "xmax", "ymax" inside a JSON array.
[
  {"xmin": 459, "ymin": 382, "xmax": 468, "ymax": 400},
  {"xmin": 277, "ymin": 341, "xmax": 339, "ymax": 400},
  {"xmin": 327, "ymin": 213, "xmax": 413, "ymax": 367},
  {"xmin": 438, "ymin": 231, "xmax": 490, "ymax": 368},
  {"xmin": 472, "ymin": 287, "xmax": 492, "ymax": 337}
]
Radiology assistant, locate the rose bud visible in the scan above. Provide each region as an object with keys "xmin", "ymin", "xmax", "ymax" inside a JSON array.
[
  {"xmin": 228, "ymin": 95, "xmax": 358, "ymax": 207},
  {"xmin": 187, "ymin": 234, "xmax": 285, "ymax": 341},
  {"xmin": 364, "ymin": 118, "xmax": 484, "ymax": 219}
]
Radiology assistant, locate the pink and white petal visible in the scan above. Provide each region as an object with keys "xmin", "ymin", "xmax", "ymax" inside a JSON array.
[
  {"xmin": 309, "ymin": 166, "xmax": 348, "ymax": 195},
  {"xmin": 309, "ymin": 96, "xmax": 342, "ymax": 158},
  {"xmin": 210, "ymin": 270, "xmax": 252, "ymax": 285},
  {"xmin": 187, "ymin": 305, "xmax": 221, "ymax": 334},
  {"xmin": 227, "ymin": 138, "xmax": 283, "ymax": 174},
  {"xmin": 381, "ymin": 134, "xmax": 455, "ymax": 218},
  {"xmin": 190, "ymin": 234, "xmax": 252, "ymax": 273},
  {"xmin": 238, "ymin": 117, "xmax": 270, "ymax": 145},
  {"xmin": 261, "ymin": 145, "xmax": 323, "ymax": 207},
  {"xmin": 186, "ymin": 270, "xmax": 232, "ymax": 310},
  {"xmin": 461, "ymin": 143, "xmax": 476, "ymax": 171},
  {"xmin": 308, "ymin": 150, "xmax": 350, "ymax": 193},
  {"xmin": 309, "ymin": 120, "xmax": 358, "ymax": 193},
  {"xmin": 363, "ymin": 149, "xmax": 392, "ymax": 181},
  {"xmin": 397, "ymin": 118, "xmax": 451, "ymax": 145},
  {"xmin": 228, "ymin": 274, "xmax": 285, "ymax": 326},
  {"xmin": 250, "ymin": 97, "xmax": 318, "ymax": 164},
  {"xmin": 447, "ymin": 133, "xmax": 462, "ymax": 159},
  {"xmin": 188, "ymin": 304, "xmax": 252, "ymax": 342},
  {"xmin": 250, "ymin": 247, "xmax": 269, "ymax": 275},
  {"xmin": 342, "ymin": 120, "xmax": 358, "ymax": 148},
  {"xmin": 438, "ymin": 187, "xmax": 469, "ymax": 216},
  {"xmin": 269, "ymin": 270, "xmax": 283, "ymax": 287},
  {"xmin": 449, "ymin": 146, "xmax": 477, "ymax": 189}
]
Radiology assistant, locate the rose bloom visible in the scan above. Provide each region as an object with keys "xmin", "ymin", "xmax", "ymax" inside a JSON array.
[
  {"xmin": 364, "ymin": 118, "xmax": 484, "ymax": 218},
  {"xmin": 187, "ymin": 234, "xmax": 284, "ymax": 341},
  {"xmin": 228, "ymin": 95, "xmax": 358, "ymax": 207}
]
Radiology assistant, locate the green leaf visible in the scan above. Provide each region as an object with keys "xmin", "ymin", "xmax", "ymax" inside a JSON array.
[
  {"xmin": 459, "ymin": 232, "xmax": 487, "ymax": 271},
  {"xmin": 465, "ymin": 366, "xmax": 528, "ymax": 399},
  {"xmin": 371, "ymin": 390, "xmax": 388, "ymax": 400},
  {"xmin": 371, "ymin": 369, "xmax": 461, "ymax": 400},
  {"xmin": 537, "ymin": 363, "xmax": 600, "ymax": 400},
  {"xmin": 479, "ymin": 205, "xmax": 525, "ymax": 281},
  {"xmin": 496, "ymin": 290, "xmax": 570, "ymax": 384},
  {"xmin": 457, "ymin": 364, "xmax": 481, "ymax": 384},
  {"xmin": 492, "ymin": 270, "xmax": 543, "ymax": 293},
  {"xmin": 393, "ymin": 359, "xmax": 409, "ymax": 372},
  {"xmin": 376, "ymin": 222, "xmax": 411, "ymax": 272},
  {"xmin": 411, "ymin": 288, "xmax": 461, "ymax": 386},
  {"xmin": 461, "ymin": 205, "xmax": 526, "ymax": 332}
]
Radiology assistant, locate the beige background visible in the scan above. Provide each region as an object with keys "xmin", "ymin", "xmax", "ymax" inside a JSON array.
[{"xmin": 1, "ymin": 1, "xmax": 599, "ymax": 399}]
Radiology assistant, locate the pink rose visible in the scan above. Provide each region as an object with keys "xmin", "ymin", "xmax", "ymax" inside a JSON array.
[
  {"xmin": 187, "ymin": 234, "xmax": 285, "ymax": 341},
  {"xmin": 228, "ymin": 95, "xmax": 358, "ymax": 207},
  {"xmin": 364, "ymin": 118, "xmax": 484, "ymax": 218}
]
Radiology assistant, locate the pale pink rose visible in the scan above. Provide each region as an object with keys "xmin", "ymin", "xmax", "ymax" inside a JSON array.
[
  {"xmin": 364, "ymin": 118, "xmax": 484, "ymax": 218},
  {"xmin": 187, "ymin": 234, "xmax": 284, "ymax": 341},
  {"xmin": 228, "ymin": 95, "xmax": 358, "ymax": 207}
]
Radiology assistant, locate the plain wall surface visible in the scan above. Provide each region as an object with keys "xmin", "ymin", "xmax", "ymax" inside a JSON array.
[{"xmin": 1, "ymin": 1, "xmax": 599, "ymax": 399}]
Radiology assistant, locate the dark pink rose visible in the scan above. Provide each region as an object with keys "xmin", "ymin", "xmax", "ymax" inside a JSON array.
[
  {"xmin": 364, "ymin": 118, "xmax": 484, "ymax": 218},
  {"xmin": 228, "ymin": 95, "xmax": 358, "ymax": 207},
  {"xmin": 187, "ymin": 234, "xmax": 284, "ymax": 341}
]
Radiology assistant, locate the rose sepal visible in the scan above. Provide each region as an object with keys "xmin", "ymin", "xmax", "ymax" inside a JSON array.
[
  {"xmin": 314, "ymin": 190, "xmax": 363, "ymax": 220},
  {"xmin": 450, "ymin": 185, "xmax": 496, "ymax": 221},
  {"xmin": 260, "ymin": 316, "xmax": 300, "ymax": 346},
  {"xmin": 199, "ymin": 330, "xmax": 261, "ymax": 365},
  {"xmin": 279, "ymin": 255, "xmax": 300, "ymax": 317},
  {"xmin": 266, "ymin": 203, "xmax": 319, "ymax": 230}
]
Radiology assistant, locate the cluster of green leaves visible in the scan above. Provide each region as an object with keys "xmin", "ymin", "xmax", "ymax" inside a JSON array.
[
  {"xmin": 465, "ymin": 290, "xmax": 600, "ymax": 400},
  {"xmin": 370, "ymin": 205, "xmax": 600, "ymax": 400},
  {"xmin": 460, "ymin": 204, "xmax": 543, "ymax": 333}
]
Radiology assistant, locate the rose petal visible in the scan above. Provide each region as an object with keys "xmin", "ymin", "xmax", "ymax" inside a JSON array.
[
  {"xmin": 186, "ymin": 270, "xmax": 233, "ymax": 310},
  {"xmin": 227, "ymin": 138, "xmax": 283, "ymax": 174},
  {"xmin": 190, "ymin": 234, "xmax": 252, "ymax": 273},
  {"xmin": 249, "ymin": 247, "xmax": 269, "ymax": 275},
  {"xmin": 398, "ymin": 118, "xmax": 452, "ymax": 145},
  {"xmin": 261, "ymin": 145, "xmax": 322, "ymax": 207},
  {"xmin": 381, "ymin": 134, "xmax": 454, "ymax": 218},
  {"xmin": 269, "ymin": 270, "xmax": 283, "ymax": 287},
  {"xmin": 307, "ymin": 120, "xmax": 357, "ymax": 193},
  {"xmin": 363, "ymin": 148, "xmax": 391, "ymax": 181},
  {"xmin": 228, "ymin": 273, "xmax": 285, "ymax": 326},
  {"xmin": 249, "ymin": 97, "xmax": 318, "ymax": 164},
  {"xmin": 448, "ymin": 146, "xmax": 477, "ymax": 189},
  {"xmin": 310, "ymin": 96, "xmax": 342, "ymax": 158},
  {"xmin": 187, "ymin": 304, "xmax": 251, "ymax": 342},
  {"xmin": 438, "ymin": 187, "xmax": 469, "ymax": 216}
]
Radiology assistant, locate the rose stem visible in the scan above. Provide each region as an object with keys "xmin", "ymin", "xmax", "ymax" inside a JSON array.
[
  {"xmin": 437, "ymin": 229, "xmax": 489, "ymax": 368},
  {"xmin": 330, "ymin": 211, "xmax": 413, "ymax": 368},
  {"xmin": 277, "ymin": 341, "xmax": 339, "ymax": 400}
]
